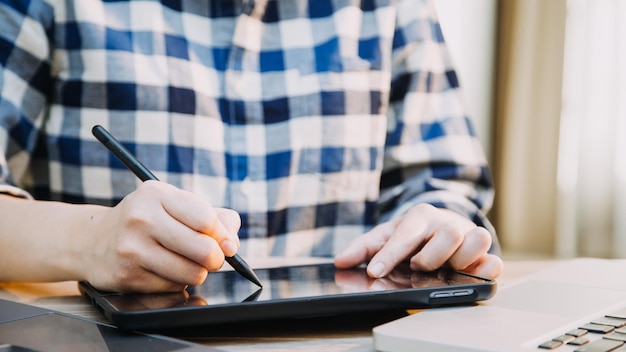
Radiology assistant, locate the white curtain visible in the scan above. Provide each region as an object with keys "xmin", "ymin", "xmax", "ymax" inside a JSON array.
[
  {"xmin": 493, "ymin": 0, "xmax": 566, "ymax": 258},
  {"xmin": 556, "ymin": 0, "xmax": 626, "ymax": 258}
]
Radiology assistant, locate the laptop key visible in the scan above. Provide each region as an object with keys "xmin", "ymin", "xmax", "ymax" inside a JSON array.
[
  {"xmin": 605, "ymin": 332, "xmax": 626, "ymax": 342},
  {"xmin": 538, "ymin": 340, "xmax": 563, "ymax": 349},
  {"xmin": 569, "ymin": 329, "xmax": 590, "ymax": 337},
  {"xmin": 568, "ymin": 337, "xmax": 590, "ymax": 346},
  {"xmin": 580, "ymin": 323, "xmax": 616, "ymax": 334},
  {"xmin": 607, "ymin": 308, "xmax": 626, "ymax": 320},
  {"xmin": 573, "ymin": 338, "xmax": 624, "ymax": 352},
  {"xmin": 554, "ymin": 334, "xmax": 576, "ymax": 343},
  {"xmin": 593, "ymin": 317, "xmax": 626, "ymax": 328}
]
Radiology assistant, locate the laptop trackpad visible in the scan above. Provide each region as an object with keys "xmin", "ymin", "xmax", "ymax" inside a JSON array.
[{"xmin": 487, "ymin": 280, "xmax": 626, "ymax": 317}]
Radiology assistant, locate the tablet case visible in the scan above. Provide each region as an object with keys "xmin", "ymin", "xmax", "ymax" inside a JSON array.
[{"xmin": 79, "ymin": 263, "xmax": 497, "ymax": 331}]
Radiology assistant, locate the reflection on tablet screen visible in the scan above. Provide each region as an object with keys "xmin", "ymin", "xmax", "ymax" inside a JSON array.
[{"xmin": 106, "ymin": 263, "xmax": 487, "ymax": 311}]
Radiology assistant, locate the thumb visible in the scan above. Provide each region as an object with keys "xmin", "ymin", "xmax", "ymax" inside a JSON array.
[{"xmin": 216, "ymin": 208, "xmax": 241, "ymax": 246}]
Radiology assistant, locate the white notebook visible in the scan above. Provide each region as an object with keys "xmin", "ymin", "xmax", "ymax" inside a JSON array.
[{"xmin": 374, "ymin": 258, "xmax": 626, "ymax": 352}]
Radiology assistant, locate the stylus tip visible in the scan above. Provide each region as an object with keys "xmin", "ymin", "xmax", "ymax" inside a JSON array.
[{"xmin": 226, "ymin": 254, "xmax": 263, "ymax": 287}]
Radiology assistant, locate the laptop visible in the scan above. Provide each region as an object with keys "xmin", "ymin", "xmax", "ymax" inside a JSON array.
[
  {"xmin": 0, "ymin": 299, "xmax": 215, "ymax": 351},
  {"xmin": 373, "ymin": 257, "xmax": 626, "ymax": 352}
]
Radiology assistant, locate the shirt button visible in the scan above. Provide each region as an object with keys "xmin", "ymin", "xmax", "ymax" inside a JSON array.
[
  {"xmin": 240, "ymin": 177, "xmax": 251, "ymax": 195},
  {"xmin": 234, "ymin": 79, "xmax": 245, "ymax": 96}
]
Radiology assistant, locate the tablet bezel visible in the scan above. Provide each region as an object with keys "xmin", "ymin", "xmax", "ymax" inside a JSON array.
[{"xmin": 79, "ymin": 262, "xmax": 497, "ymax": 331}]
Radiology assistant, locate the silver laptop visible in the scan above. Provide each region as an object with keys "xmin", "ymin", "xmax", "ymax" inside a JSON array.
[{"xmin": 373, "ymin": 258, "xmax": 626, "ymax": 352}]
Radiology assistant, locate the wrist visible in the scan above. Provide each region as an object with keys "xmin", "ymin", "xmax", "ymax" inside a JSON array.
[{"xmin": 51, "ymin": 203, "xmax": 109, "ymax": 282}]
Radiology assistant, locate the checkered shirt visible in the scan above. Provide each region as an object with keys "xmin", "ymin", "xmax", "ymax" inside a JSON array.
[{"xmin": 0, "ymin": 0, "xmax": 499, "ymax": 257}]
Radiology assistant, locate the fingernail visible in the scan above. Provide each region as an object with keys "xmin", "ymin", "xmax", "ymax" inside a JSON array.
[
  {"xmin": 368, "ymin": 261, "xmax": 385, "ymax": 278},
  {"xmin": 221, "ymin": 240, "xmax": 237, "ymax": 256}
]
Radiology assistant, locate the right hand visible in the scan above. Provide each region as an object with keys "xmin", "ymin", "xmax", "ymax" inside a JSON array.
[{"xmin": 81, "ymin": 181, "xmax": 241, "ymax": 293}]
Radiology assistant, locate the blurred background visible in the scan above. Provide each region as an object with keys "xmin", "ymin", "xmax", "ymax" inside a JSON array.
[{"xmin": 434, "ymin": 0, "xmax": 626, "ymax": 259}]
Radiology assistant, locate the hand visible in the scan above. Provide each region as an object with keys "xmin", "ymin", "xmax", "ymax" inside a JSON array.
[
  {"xmin": 81, "ymin": 181, "xmax": 241, "ymax": 293},
  {"xmin": 334, "ymin": 203, "xmax": 503, "ymax": 280}
]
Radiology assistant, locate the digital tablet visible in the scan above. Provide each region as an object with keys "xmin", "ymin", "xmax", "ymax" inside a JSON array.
[{"xmin": 79, "ymin": 262, "xmax": 497, "ymax": 331}]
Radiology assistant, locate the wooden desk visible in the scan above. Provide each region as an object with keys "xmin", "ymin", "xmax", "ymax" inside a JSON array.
[{"xmin": 0, "ymin": 258, "xmax": 554, "ymax": 352}]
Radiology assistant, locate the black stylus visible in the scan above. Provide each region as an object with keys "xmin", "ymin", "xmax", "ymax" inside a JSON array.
[{"xmin": 92, "ymin": 125, "xmax": 262, "ymax": 287}]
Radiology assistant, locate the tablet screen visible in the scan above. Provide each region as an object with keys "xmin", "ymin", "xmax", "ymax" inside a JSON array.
[{"xmin": 102, "ymin": 263, "xmax": 491, "ymax": 312}]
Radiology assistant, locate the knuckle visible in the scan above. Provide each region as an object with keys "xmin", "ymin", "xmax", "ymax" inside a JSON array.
[
  {"xmin": 195, "ymin": 204, "xmax": 220, "ymax": 235},
  {"xmin": 121, "ymin": 206, "xmax": 151, "ymax": 232},
  {"xmin": 408, "ymin": 203, "xmax": 436, "ymax": 217},
  {"xmin": 112, "ymin": 238, "xmax": 142, "ymax": 272},
  {"xmin": 217, "ymin": 208, "xmax": 242, "ymax": 234},
  {"xmin": 140, "ymin": 180, "xmax": 164, "ymax": 192},
  {"xmin": 473, "ymin": 228, "xmax": 493, "ymax": 248},
  {"xmin": 218, "ymin": 208, "xmax": 239, "ymax": 222},
  {"xmin": 441, "ymin": 226, "xmax": 465, "ymax": 244}
]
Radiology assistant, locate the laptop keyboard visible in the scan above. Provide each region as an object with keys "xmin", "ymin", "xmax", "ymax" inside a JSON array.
[{"xmin": 538, "ymin": 307, "xmax": 626, "ymax": 351}]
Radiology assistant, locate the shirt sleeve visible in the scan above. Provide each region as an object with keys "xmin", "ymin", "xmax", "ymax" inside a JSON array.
[
  {"xmin": 0, "ymin": 0, "xmax": 54, "ymax": 199},
  {"xmin": 378, "ymin": 0, "xmax": 500, "ymax": 253}
]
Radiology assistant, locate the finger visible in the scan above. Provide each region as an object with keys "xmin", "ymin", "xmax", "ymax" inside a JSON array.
[
  {"xmin": 334, "ymin": 221, "xmax": 398, "ymax": 269},
  {"xmin": 141, "ymin": 243, "xmax": 212, "ymax": 286},
  {"xmin": 109, "ymin": 229, "xmax": 216, "ymax": 288},
  {"xmin": 153, "ymin": 182, "xmax": 238, "ymax": 256},
  {"xmin": 446, "ymin": 227, "xmax": 492, "ymax": 271},
  {"xmin": 366, "ymin": 214, "xmax": 430, "ymax": 278},
  {"xmin": 409, "ymin": 222, "xmax": 466, "ymax": 272},
  {"xmin": 152, "ymin": 216, "xmax": 226, "ymax": 271},
  {"xmin": 216, "ymin": 208, "xmax": 241, "ymax": 246},
  {"xmin": 461, "ymin": 254, "xmax": 504, "ymax": 280}
]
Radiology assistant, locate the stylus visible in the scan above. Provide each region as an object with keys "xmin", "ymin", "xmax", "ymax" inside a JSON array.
[{"xmin": 92, "ymin": 125, "xmax": 263, "ymax": 288}]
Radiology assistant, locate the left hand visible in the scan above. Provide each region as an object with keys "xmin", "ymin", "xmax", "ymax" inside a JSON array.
[{"xmin": 334, "ymin": 203, "xmax": 503, "ymax": 280}]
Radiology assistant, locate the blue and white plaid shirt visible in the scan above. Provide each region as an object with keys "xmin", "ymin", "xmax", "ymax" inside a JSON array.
[{"xmin": 0, "ymin": 0, "xmax": 498, "ymax": 257}]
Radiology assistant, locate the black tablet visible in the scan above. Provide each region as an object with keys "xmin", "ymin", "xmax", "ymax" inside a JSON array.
[{"xmin": 79, "ymin": 262, "xmax": 496, "ymax": 331}]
